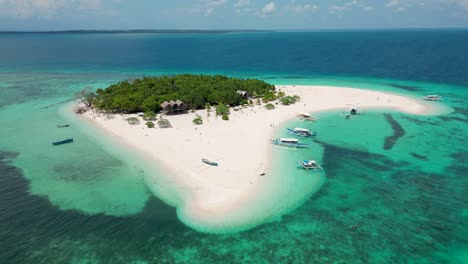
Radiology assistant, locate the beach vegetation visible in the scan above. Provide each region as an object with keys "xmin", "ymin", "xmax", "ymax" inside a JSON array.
[
  {"xmin": 222, "ymin": 113, "xmax": 229, "ymax": 121},
  {"xmin": 146, "ymin": 121, "xmax": 155, "ymax": 128},
  {"xmin": 280, "ymin": 95, "xmax": 300, "ymax": 105},
  {"xmin": 265, "ymin": 103, "xmax": 275, "ymax": 110},
  {"xmin": 262, "ymin": 92, "xmax": 277, "ymax": 102},
  {"xmin": 75, "ymin": 87, "xmax": 96, "ymax": 108},
  {"xmin": 216, "ymin": 104, "xmax": 230, "ymax": 116},
  {"xmin": 126, "ymin": 117, "xmax": 140, "ymax": 125},
  {"xmin": 193, "ymin": 115, "xmax": 203, "ymax": 125},
  {"xmin": 158, "ymin": 119, "xmax": 172, "ymax": 128},
  {"xmin": 93, "ymin": 74, "xmax": 275, "ymax": 113},
  {"xmin": 143, "ymin": 111, "xmax": 157, "ymax": 121},
  {"xmin": 277, "ymin": 91, "xmax": 285, "ymax": 98},
  {"xmin": 74, "ymin": 106, "xmax": 86, "ymax": 114}
]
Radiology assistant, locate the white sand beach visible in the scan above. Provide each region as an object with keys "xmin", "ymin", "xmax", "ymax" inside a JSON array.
[{"xmin": 75, "ymin": 85, "xmax": 445, "ymax": 232}]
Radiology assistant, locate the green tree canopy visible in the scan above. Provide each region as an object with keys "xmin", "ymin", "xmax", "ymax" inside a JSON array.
[{"xmin": 93, "ymin": 74, "xmax": 275, "ymax": 113}]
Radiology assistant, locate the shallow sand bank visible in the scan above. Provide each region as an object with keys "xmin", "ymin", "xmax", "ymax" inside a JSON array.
[{"xmin": 75, "ymin": 85, "xmax": 447, "ymax": 233}]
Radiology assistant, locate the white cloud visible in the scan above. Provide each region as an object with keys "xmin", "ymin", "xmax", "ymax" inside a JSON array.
[
  {"xmin": 204, "ymin": 0, "xmax": 226, "ymax": 7},
  {"xmin": 386, "ymin": 0, "xmax": 399, "ymax": 8},
  {"xmin": 363, "ymin": 5, "xmax": 373, "ymax": 12},
  {"xmin": 452, "ymin": 0, "xmax": 468, "ymax": 11},
  {"xmin": 235, "ymin": 0, "xmax": 250, "ymax": 8},
  {"xmin": 289, "ymin": 1, "xmax": 319, "ymax": 13},
  {"xmin": 385, "ymin": 0, "xmax": 411, "ymax": 12},
  {"xmin": 262, "ymin": 1, "xmax": 276, "ymax": 14},
  {"xmin": 202, "ymin": 0, "xmax": 226, "ymax": 16},
  {"xmin": 78, "ymin": 0, "xmax": 101, "ymax": 10},
  {"xmin": 0, "ymin": 0, "xmax": 69, "ymax": 18},
  {"xmin": 328, "ymin": 0, "xmax": 358, "ymax": 14},
  {"xmin": 205, "ymin": 6, "xmax": 214, "ymax": 15},
  {"xmin": 0, "ymin": 0, "xmax": 104, "ymax": 18},
  {"xmin": 234, "ymin": 0, "xmax": 251, "ymax": 14}
]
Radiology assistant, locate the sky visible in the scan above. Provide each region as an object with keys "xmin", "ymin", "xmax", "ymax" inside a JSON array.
[{"xmin": 0, "ymin": 0, "xmax": 468, "ymax": 30}]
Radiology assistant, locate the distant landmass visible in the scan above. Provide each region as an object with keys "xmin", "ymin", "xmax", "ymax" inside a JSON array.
[{"xmin": 0, "ymin": 29, "xmax": 272, "ymax": 34}]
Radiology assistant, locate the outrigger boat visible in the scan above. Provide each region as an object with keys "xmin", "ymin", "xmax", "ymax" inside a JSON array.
[
  {"xmin": 202, "ymin": 158, "xmax": 218, "ymax": 166},
  {"xmin": 423, "ymin": 95, "xmax": 443, "ymax": 101},
  {"xmin": 52, "ymin": 138, "xmax": 73, "ymax": 146},
  {"xmin": 271, "ymin": 138, "xmax": 309, "ymax": 149},
  {"xmin": 287, "ymin": 127, "xmax": 317, "ymax": 137},
  {"xmin": 297, "ymin": 160, "xmax": 324, "ymax": 172},
  {"xmin": 297, "ymin": 112, "xmax": 319, "ymax": 121}
]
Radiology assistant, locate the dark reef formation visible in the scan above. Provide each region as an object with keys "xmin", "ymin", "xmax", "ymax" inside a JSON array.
[
  {"xmin": 386, "ymin": 84, "xmax": 422, "ymax": 92},
  {"xmin": 383, "ymin": 113, "xmax": 405, "ymax": 150}
]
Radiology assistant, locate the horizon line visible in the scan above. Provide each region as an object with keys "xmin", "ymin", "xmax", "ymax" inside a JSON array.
[{"xmin": 1, "ymin": 27, "xmax": 468, "ymax": 34}]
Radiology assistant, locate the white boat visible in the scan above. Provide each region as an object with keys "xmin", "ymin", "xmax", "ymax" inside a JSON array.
[
  {"xmin": 287, "ymin": 127, "xmax": 317, "ymax": 137},
  {"xmin": 271, "ymin": 138, "xmax": 309, "ymax": 149},
  {"xmin": 424, "ymin": 95, "xmax": 443, "ymax": 101},
  {"xmin": 297, "ymin": 160, "xmax": 324, "ymax": 171}
]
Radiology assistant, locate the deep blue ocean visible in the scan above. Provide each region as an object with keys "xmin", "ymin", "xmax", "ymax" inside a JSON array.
[{"xmin": 0, "ymin": 30, "xmax": 467, "ymax": 263}]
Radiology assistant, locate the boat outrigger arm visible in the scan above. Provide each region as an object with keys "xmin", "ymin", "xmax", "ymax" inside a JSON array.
[
  {"xmin": 271, "ymin": 138, "xmax": 309, "ymax": 149},
  {"xmin": 287, "ymin": 127, "xmax": 317, "ymax": 137},
  {"xmin": 298, "ymin": 160, "xmax": 324, "ymax": 171}
]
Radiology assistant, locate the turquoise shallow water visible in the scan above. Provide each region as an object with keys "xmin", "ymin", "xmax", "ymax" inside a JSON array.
[
  {"xmin": 1, "ymin": 72, "xmax": 467, "ymax": 263},
  {"xmin": 1, "ymin": 31, "xmax": 468, "ymax": 263}
]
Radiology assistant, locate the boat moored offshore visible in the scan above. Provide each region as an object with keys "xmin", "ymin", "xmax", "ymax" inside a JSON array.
[
  {"xmin": 297, "ymin": 160, "xmax": 324, "ymax": 171},
  {"xmin": 287, "ymin": 127, "xmax": 317, "ymax": 137},
  {"xmin": 271, "ymin": 138, "xmax": 309, "ymax": 149},
  {"xmin": 52, "ymin": 138, "xmax": 74, "ymax": 146},
  {"xmin": 423, "ymin": 95, "xmax": 443, "ymax": 101}
]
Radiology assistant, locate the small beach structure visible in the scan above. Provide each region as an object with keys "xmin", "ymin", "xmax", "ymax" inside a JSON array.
[
  {"xmin": 160, "ymin": 100, "xmax": 187, "ymax": 115},
  {"xmin": 423, "ymin": 95, "xmax": 443, "ymax": 101},
  {"xmin": 297, "ymin": 160, "xmax": 324, "ymax": 172},
  {"xmin": 297, "ymin": 112, "xmax": 319, "ymax": 121},
  {"xmin": 236, "ymin": 90, "xmax": 249, "ymax": 99},
  {"xmin": 52, "ymin": 138, "xmax": 73, "ymax": 146},
  {"xmin": 271, "ymin": 138, "xmax": 309, "ymax": 149},
  {"xmin": 287, "ymin": 127, "xmax": 317, "ymax": 137},
  {"xmin": 202, "ymin": 158, "xmax": 218, "ymax": 166}
]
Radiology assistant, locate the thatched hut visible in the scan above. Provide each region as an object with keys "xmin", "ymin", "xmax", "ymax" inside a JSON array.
[
  {"xmin": 237, "ymin": 90, "xmax": 249, "ymax": 99},
  {"xmin": 160, "ymin": 100, "xmax": 187, "ymax": 115}
]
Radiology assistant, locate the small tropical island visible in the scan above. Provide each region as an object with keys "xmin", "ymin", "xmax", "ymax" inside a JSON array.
[
  {"xmin": 78, "ymin": 75, "xmax": 302, "ymax": 125},
  {"xmin": 73, "ymin": 74, "xmax": 440, "ymax": 233},
  {"xmin": 92, "ymin": 74, "xmax": 276, "ymax": 112}
]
